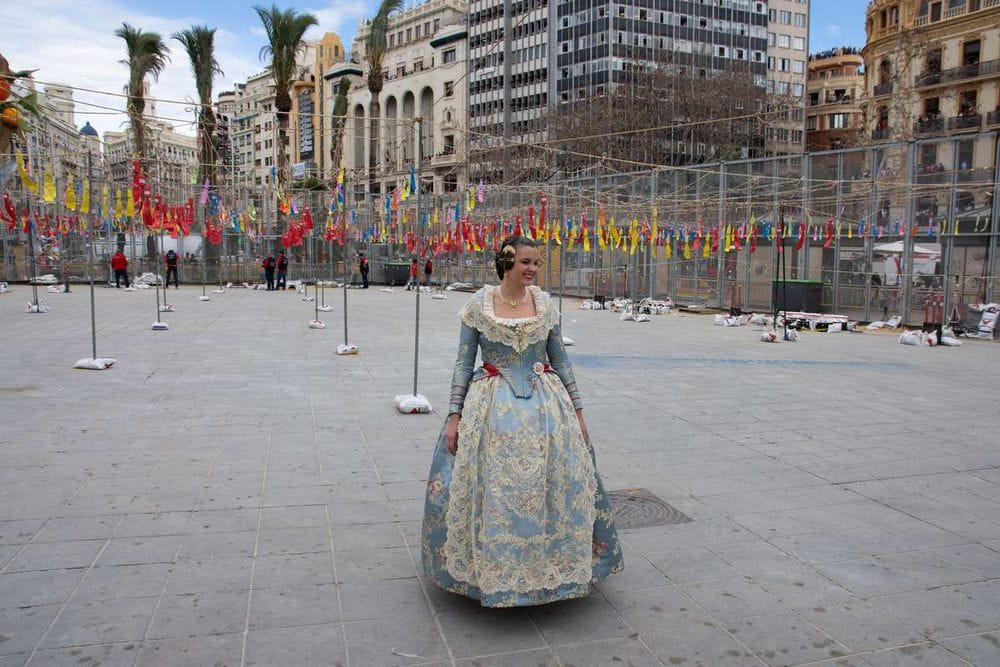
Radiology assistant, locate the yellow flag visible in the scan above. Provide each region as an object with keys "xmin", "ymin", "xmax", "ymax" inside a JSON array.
[
  {"xmin": 664, "ymin": 236, "xmax": 672, "ymax": 259},
  {"xmin": 81, "ymin": 179, "xmax": 90, "ymax": 214},
  {"xmin": 126, "ymin": 189, "xmax": 135, "ymax": 217},
  {"xmin": 702, "ymin": 234, "xmax": 711, "ymax": 258},
  {"xmin": 567, "ymin": 221, "xmax": 576, "ymax": 250},
  {"xmin": 651, "ymin": 208, "xmax": 658, "ymax": 255},
  {"xmin": 629, "ymin": 219, "xmax": 638, "ymax": 256},
  {"xmin": 65, "ymin": 177, "xmax": 77, "ymax": 211},
  {"xmin": 337, "ymin": 167, "xmax": 345, "ymax": 185},
  {"xmin": 583, "ymin": 224, "xmax": 591, "ymax": 252},
  {"xmin": 953, "ymin": 218, "xmax": 958, "ymax": 236},
  {"xmin": 102, "ymin": 184, "xmax": 109, "ymax": 217},
  {"xmin": 847, "ymin": 223, "xmax": 852, "ymax": 239},
  {"xmin": 16, "ymin": 153, "xmax": 38, "ymax": 194},
  {"xmin": 115, "ymin": 189, "xmax": 123, "ymax": 219},
  {"xmin": 43, "ymin": 165, "xmax": 56, "ymax": 203},
  {"xmin": 553, "ymin": 219, "xmax": 562, "ymax": 246},
  {"xmin": 683, "ymin": 236, "xmax": 691, "ymax": 260}
]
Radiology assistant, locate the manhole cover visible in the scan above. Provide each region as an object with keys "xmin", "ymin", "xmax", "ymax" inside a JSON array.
[{"xmin": 607, "ymin": 488, "xmax": 692, "ymax": 529}]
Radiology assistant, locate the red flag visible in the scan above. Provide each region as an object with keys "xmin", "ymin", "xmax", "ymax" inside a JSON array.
[
  {"xmin": 795, "ymin": 223, "xmax": 806, "ymax": 251},
  {"xmin": 823, "ymin": 218, "xmax": 834, "ymax": 249}
]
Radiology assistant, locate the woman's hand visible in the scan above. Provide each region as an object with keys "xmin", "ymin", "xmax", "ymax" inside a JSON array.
[
  {"xmin": 576, "ymin": 409, "xmax": 589, "ymax": 443},
  {"xmin": 445, "ymin": 413, "xmax": 460, "ymax": 455}
]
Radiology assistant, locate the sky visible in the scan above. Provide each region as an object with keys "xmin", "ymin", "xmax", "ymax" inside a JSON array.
[{"xmin": 2, "ymin": 0, "xmax": 870, "ymax": 140}]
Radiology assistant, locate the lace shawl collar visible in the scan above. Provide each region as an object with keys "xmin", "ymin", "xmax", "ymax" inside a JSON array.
[{"xmin": 459, "ymin": 285, "xmax": 559, "ymax": 351}]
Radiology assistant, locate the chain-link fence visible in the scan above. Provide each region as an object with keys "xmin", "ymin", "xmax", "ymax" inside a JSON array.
[{"xmin": 3, "ymin": 134, "xmax": 998, "ymax": 326}]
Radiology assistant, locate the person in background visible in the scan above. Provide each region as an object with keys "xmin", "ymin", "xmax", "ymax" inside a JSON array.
[
  {"xmin": 359, "ymin": 252, "xmax": 370, "ymax": 289},
  {"xmin": 276, "ymin": 251, "xmax": 289, "ymax": 290},
  {"xmin": 424, "ymin": 257, "xmax": 433, "ymax": 287},
  {"xmin": 407, "ymin": 257, "xmax": 419, "ymax": 290},
  {"xmin": 164, "ymin": 249, "xmax": 180, "ymax": 289},
  {"xmin": 263, "ymin": 253, "xmax": 276, "ymax": 291},
  {"xmin": 110, "ymin": 248, "xmax": 130, "ymax": 288}
]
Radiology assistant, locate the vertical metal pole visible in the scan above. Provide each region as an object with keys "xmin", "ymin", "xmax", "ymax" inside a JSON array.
[
  {"xmin": 558, "ymin": 183, "xmax": 565, "ymax": 325},
  {"xmin": 26, "ymin": 198, "xmax": 39, "ymax": 308},
  {"xmin": 412, "ymin": 118, "xmax": 422, "ymax": 397},
  {"xmin": 901, "ymin": 142, "xmax": 917, "ymax": 323},
  {"xmin": 986, "ymin": 136, "xmax": 1000, "ymax": 303},
  {"xmin": 671, "ymin": 171, "xmax": 679, "ymax": 301},
  {"xmin": 943, "ymin": 136, "xmax": 960, "ymax": 323},
  {"xmin": 87, "ymin": 153, "xmax": 97, "ymax": 359},
  {"xmin": 716, "ymin": 161, "xmax": 726, "ymax": 307},
  {"xmin": 744, "ymin": 170, "xmax": 753, "ymax": 309},
  {"xmin": 799, "ymin": 154, "xmax": 811, "ymax": 279},
  {"xmin": 863, "ymin": 148, "xmax": 877, "ymax": 322},
  {"xmin": 833, "ymin": 151, "xmax": 845, "ymax": 313},
  {"xmin": 649, "ymin": 171, "xmax": 657, "ymax": 298}
]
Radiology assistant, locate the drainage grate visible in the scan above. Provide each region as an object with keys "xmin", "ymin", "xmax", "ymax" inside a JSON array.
[{"xmin": 607, "ymin": 488, "xmax": 692, "ymax": 529}]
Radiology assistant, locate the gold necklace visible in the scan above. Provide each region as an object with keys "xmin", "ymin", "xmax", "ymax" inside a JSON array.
[{"xmin": 499, "ymin": 285, "xmax": 527, "ymax": 307}]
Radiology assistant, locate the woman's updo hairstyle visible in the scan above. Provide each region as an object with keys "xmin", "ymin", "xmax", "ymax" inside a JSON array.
[{"xmin": 495, "ymin": 235, "xmax": 538, "ymax": 280}]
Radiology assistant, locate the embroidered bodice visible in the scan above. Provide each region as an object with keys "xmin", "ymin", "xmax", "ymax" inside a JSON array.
[{"xmin": 448, "ymin": 285, "xmax": 582, "ymax": 415}]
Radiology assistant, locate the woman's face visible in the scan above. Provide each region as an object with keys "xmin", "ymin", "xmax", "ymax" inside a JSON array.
[{"xmin": 504, "ymin": 245, "xmax": 541, "ymax": 287}]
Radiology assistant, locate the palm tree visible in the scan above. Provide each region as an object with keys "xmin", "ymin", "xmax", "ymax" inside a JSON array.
[
  {"xmin": 172, "ymin": 26, "xmax": 223, "ymax": 187},
  {"xmin": 254, "ymin": 4, "xmax": 317, "ymax": 233},
  {"xmin": 364, "ymin": 0, "xmax": 403, "ymax": 179},
  {"xmin": 115, "ymin": 23, "xmax": 170, "ymax": 169},
  {"xmin": 115, "ymin": 23, "xmax": 170, "ymax": 257}
]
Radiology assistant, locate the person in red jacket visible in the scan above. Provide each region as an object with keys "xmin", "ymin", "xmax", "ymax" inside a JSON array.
[
  {"xmin": 110, "ymin": 249, "xmax": 130, "ymax": 288},
  {"xmin": 262, "ymin": 254, "xmax": 276, "ymax": 291},
  {"xmin": 424, "ymin": 258, "xmax": 433, "ymax": 287},
  {"xmin": 407, "ymin": 257, "xmax": 419, "ymax": 290}
]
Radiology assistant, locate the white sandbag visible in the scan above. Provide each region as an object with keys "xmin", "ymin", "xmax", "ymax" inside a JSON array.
[
  {"xmin": 394, "ymin": 393, "xmax": 432, "ymax": 414},
  {"xmin": 308, "ymin": 320, "xmax": 326, "ymax": 329},
  {"xmin": 336, "ymin": 344, "xmax": 359, "ymax": 355},
  {"xmin": 150, "ymin": 321, "xmax": 169, "ymax": 330},
  {"xmin": 73, "ymin": 357, "xmax": 117, "ymax": 370},
  {"xmin": 25, "ymin": 301, "xmax": 50, "ymax": 313},
  {"xmin": 0, "ymin": 282, "xmax": 9, "ymax": 294},
  {"xmin": 380, "ymin": 287, "xmax": 395, "ymax": 293},
  {"xmin": 784, "ymin": 329, "xmax": 799, "ymax": 342},
  {"xmin": 318, "ymin": 305, "xmax": 333, "ymax": 312},
  {"xmin": 898, "ymin": 330, "xmax": 923, "ymax": 346},
  {"xmin": 301, "ymin": 295, "xmax": 315, "ymax": 302},
  {"xmin": 46, "ymin": 285, "xmax": 62, "ymax": 293},
  {"xmin": 760, "ymin": 330, "xmax": 778, "ymax": 343},
  {"xmin": 827, "ymin": 322, "xmax": 843, "ymax": 333},
  {"xmin": 430, "ymin": 293, "xmax": 447, "ymax": 300},
  {"xmin": 634, "ymin": 314, "xmax": 651, "ymax": 323},
  {"xmin": 159, "ymin": 303, "xmax": 175, "ymax": 312},
  {"xmin": 866, "ymin": 321, "xmax": 885, "ymax": 330},
  {"xmin": 940, "ymin": 336, "xmax": 962, "ymax": 347}
]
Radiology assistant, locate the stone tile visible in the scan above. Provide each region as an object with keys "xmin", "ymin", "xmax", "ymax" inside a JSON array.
[
  {"xmin": 797, "ymin": 600, "xmax": 924, "ymax": 653},
  {"xmin": 334, "ymin": 547, "xmax": 415, "ymax": 582},
  {"xmin": 0, "ymin": 519, "xmax": 43, "ymax": 546},
  {"xmin": 343, "ymin": 615, "xmax": 448, "ymax": 666},
  {"xmin": 40, "ymin": 596, "xmax": 159, "ymax": 648},
  {"xmin": 681, "ymin": 577, "xmax": 790, "ymax": 623},
  {"xmin": 95, "ymin": 534, "xmax": 182, "ymax": 566},
  {"xmin": 5, "ymin": 539, "xmax": 104, "ymax": 572},
  {"xmin": 816, "ymin": 553, "xmax": 982, "ymax": 597},
  {"xmin": 860, "ymin": 641, "xmax": 971, "ymax": 666},
  {"xmin": 601, "ymin": 584, "xmax": 713, "ymax": 635},
  {"xmin": 338, "ymin": 577, "xmax": 431, "ymax": 621},
  {"xmin": 245, "ymin": 624, "xmax": 346, "ymax": 666},
  {"xmin": 252, "ymin": 553, "xmax": 335, "ymax": 589},
  {"xmin": 258, "ymin": 504, "xmax": 327, "ymax": 529},
  {"xmin": 937, "ymin": 580, "xmax": 1000, "ymax": 625},
  {"xmin": 113, "ymin": 512, "xmax": 192, "ymax": 537},
  {"xmin": 176, "ymin": 530, "xmax": 256, "ymax": 560},
  {"xmin": 146, "ymin": 591, "xmax": 249, "ymax": 639},
  {"xmin": 75, "ymin": 563, "xmax": 173, "ymax": 601},
  {"xmin": 645, "ymin": 622, "xmax": 766, "ymax": 666},
  {"xmin": 593, "ymin": 554, "xmax": 672, "ymax": 594},
  {"xmin": 187, "ymin": 508, "xmax": 259, "ymax": 534},
  {"xmin": 0, "ymin": 604, "xmax": 61, "ymax": 656},
  {"xmin": 646, "ymin": 545, "xmax": 741, "ymax": 585},
  {"xmin": 926, "ymin": 543, "xmax": 1000, "ymax": 579},
  {"xmin": 528, "ymin": 594, "xmax": 633, "ymax": 645},
  {"xmin": 438, "ymin": 607, "xmax": 544, "ymax": 658},
  {"xmin": 137, "ymin": 633, "xmax": 244, "ymax": 666},
  {"xmin": 248, "ymin": 584, "xmax": 340, "ymax": 629},
  {"xmin": 726, "ymin": 611, "xmax": 850, "ymax": 666},
  {"xmin": 164, "ymin": 557, "xmax": 254, "ymax": 595},
  {"xmin": 551, "ymin": 637, "xmax": 661, "ymax": 666},
  {"xmin": 326, "ymin": 502, "xmax": 395, "ymax": 526},
  {"xmin": 938, "ymin": 632, "xmax": 1000, "ymax": 666},
  {"xmin": 256, "ymin": 526, "xmax": 330, "ymax": 556},
  {"xmin": 870, "ymin": 589, "xmax": 998, "ymax": 639},
  {"xmin": 32, "ymin": 516, "xmax": 118, "ymax": 543},
  {"xmin": 29, "ymin": 642, "xmax": 140, "ymax": 666},
  {"xmin": 454, "ymin": 649, "xmax": 557, "ymax": 666},
  {"xmin": 332, "ymin": 522, "xmax": 407, "ymax": 551},
  {"xmin": 0, "ymin": 569, "xmax": 85, "ymax": 607}
]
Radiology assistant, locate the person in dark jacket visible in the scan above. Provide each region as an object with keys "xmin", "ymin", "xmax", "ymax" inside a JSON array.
[
  {"xmin": 407, "ymin": 258, "xmax": 419, "ymax": 290},
  {"xmin": 276, "ymin": 251, "xmax": 289, "ymax": 290},
  {"xmin": 263, "ymin": 254, "xmax": 276, "ymax": 291},
  {"xmin": 424, "ymin": 258, "xmax": 433, "ymax": 287},
  {"xmin": 164, "ymin": 249, "xmax": 179, "ymax": 288},
  {"xmin": 359, "ymin": 252, "xmax": 369, "ymax": 288},
  {"xmin": 110, "ymin": 249, "xmax": 130, "ymax": 288}
]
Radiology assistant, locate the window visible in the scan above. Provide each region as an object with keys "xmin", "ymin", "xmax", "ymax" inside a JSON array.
[
  {"xmin": 434, "ymin": 19, "xmax": 440, "ymax": 32},
  {"xmin": 768, "ymin": 32, "xmax": 775, "ymax": 46},
  {"xmin": 415, "ymin": 24, "xmax": 421, "ymax": 38},
  {"xmin": 444, "ymin": 49, "xmax": 456, "ymax": 63},
  {"xmin": 406, "ymin": 28, "xmax": 412, "ymax": 41},
  {"xmin": 806, "ymin": 115, "xmax": 817, "ymax": 130},
  {"xmin": 830, "ymin": 113, "xmax": 848, "ymax": 129},
  {"xmin": 794, "ymin": 12, "xmax": 806, "ymax": 27},
  {"xmin": 792, "ymin": 83, "xmax": 803, "ymax": 96},
  {"xmin": 444, "ymin": 81, "xmax": 454, "ymax": 97},
  {"xmin": 793, "ymin": 36, "xmax": 805, "ymax": 50},
  {"xmin": 778, "ymin": 34, "xmax": 790, "ymax": 48},
  {"xmin": 792, "ymin": 60, "xmax": 805, "ymax": 74},
  {"xmin": 413, "ymin": 60, "xmax": 424, "ymax": 72},
  {"xmin": 389, "ymin": 34, "xmax": 395, "ymax": 47},
  {"xmin": 779, "ymin": 10, "xmax": 791, "ymax": 24}
]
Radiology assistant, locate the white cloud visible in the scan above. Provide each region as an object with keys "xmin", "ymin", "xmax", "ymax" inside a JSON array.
[
  {"xmin": 826, "ymin": 24, "xmax": 843, "ymax": 38},
  {"xmin": 3, "ymin": 0, "xmax": 261, "ymax": 141},
  {"xmin": 307, "ymin": 0, "xmax": 371, "ymax": 55}
]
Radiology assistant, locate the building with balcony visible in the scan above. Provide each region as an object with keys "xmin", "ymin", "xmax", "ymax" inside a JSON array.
[
  {"xmin": 862, "ymin": 0, "xmax": 1000, "ymax": 152},
  {"xmin": 806, "ymin": 47, "xmax": 865, "ymax": 150},
  {"xmin": 343, "ymin": 0, "xmax": 469, "ymax": 197}
]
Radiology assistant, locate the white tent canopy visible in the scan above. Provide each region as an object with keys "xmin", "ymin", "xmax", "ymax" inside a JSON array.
[{"xmin": 873, "ymin": 241, "xmax": 941, "ymax": 256}]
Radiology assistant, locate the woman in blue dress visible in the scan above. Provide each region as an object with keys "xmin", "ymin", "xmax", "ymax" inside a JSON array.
[{"xmin": 422, "ymin": 235, "xmax": 624, "ymax": 607}]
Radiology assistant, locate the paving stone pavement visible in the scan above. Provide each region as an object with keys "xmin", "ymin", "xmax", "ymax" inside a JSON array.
[{"xmin": 0, "ymin": 284, "xmax": 999, "ymax": 667}]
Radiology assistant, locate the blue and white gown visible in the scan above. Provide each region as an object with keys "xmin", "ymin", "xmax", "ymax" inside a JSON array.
[{"xmin": 422, "ymin": 285, "xmax": 624, "ymax": 607}]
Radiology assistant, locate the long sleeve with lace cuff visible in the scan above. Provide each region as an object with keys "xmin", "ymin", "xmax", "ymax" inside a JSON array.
[
  {"xmin": 546, "ymin": 323, "xmax": 583, "ymax": 410},
  {"xmin": 448, "ymin": 323, "xmax": 480, "ymax": 415}
]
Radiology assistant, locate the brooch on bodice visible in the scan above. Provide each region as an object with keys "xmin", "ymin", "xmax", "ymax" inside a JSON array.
[{"xmin": 532, "ymin": 362, "xmax": 545, "ymax": 376}]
